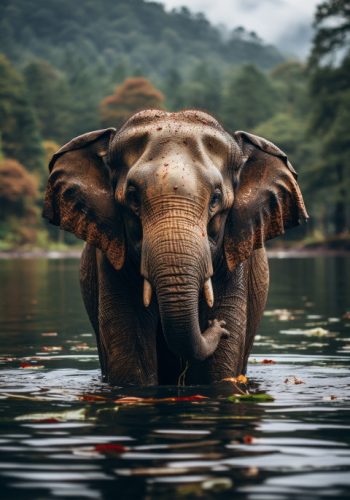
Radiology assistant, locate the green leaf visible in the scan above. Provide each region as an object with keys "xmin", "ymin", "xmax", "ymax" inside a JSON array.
[{"xmin": 228, "ymin": 393, "xmax": 274, "ymax": 403}]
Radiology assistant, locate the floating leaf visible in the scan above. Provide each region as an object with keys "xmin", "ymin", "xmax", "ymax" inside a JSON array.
[
  {"xmin": 32, "ymin": 417, "xmax": 63, "ymax": 423},
  {"xmin": 241, "ymin": 435, "xmax": 256, "ymax": 445},
  {"xmin": 261, "ymin": 359, "xmax": 276, "ymax": 364},
  {"xmin": 16, "ymin": 409, "xmax": 87, "ymax": 422},
  {"xmin": 115, "ymin": 397, "xmax": 144, "ymax": 404},
  {"xmin": 202, "ymin": 478, "xmax": 233, "ymax": 492},
  {"xmin": 95, "ymin": 443, "xmax": 128, "ymax": 454},
  {"xmin": 323, "ymin": 395, "xmax": 341, "ymax": 401},
  {"xmin": 228, "ymin": 393, "xmax": 274, "ymax": 403},
  {"xmin": 171, "ymin": 395, "xmax": 208, "ymax": 402},
  {"xmin": 240, "ymin": 393, "xmax": 274, "ymax": 402},
  {"xmin": 70, "ymin": 343, "xmax": 94, "ymax": 351},
  {"xmin": 19, "ymin": 362, "xmax": 44, "ymax": 369},
  {"xmin": 79, "ymin": 394, "xmax": 110, "ymax": 402},
  {"xmin": 280, "ymin": 327, "xmax": 332, "ymax": 337},
  {"xmin": 264, "ymin": 308, "xmax": 296, "ymax": 321},
  {"xmin": 284, "ymin": 376, "xmax": 305, "ymax": 385},
  {"xmin": 222, "ymin": 375, "xmax": 248, "ymax": 384},
  {"xmin": 41, "ymin": 346, "xmax": 63, "ymax": 352},
  {"xmin": 243, "ymin": 467, "xmax": 259, "ymax": 478},
  {"xmin": 115, "ymin": 466, "xmax": 188, "ymax": 476},
  {"xmin": 41, "ymin": 332, "xmax": 58, "ymax": 337},
  {"xmin": 114, "ymin": 394, "xmax": 208, "ymax": 405}
]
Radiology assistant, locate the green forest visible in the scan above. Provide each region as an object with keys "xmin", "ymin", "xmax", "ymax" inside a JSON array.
[{"xmin": 0, "ymin": 0, "xmax": 349, "ymax": 250}]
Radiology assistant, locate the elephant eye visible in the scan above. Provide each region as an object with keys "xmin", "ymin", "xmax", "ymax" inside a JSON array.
[
  {"xmin": 209, "ymin": 190, "xmax": 222, "ymax": 211},
  {"xmin": 126, "ymin": 185, "xmax": 141, "ymax": 214}
]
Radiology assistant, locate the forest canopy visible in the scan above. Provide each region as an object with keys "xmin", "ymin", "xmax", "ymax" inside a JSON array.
[{"xmin": 0, "ymin": 0, "xmax": 349, "ymax": 250}]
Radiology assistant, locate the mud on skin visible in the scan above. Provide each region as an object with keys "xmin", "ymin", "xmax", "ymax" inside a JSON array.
[{"xmin": 43, "ymin": 109, "xmax": 308, "ymax": 386}]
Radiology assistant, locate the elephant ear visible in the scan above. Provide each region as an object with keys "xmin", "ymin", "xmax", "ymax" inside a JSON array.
[
  {"xmin": 43, "ymin": 128, "xmax": 126, "ymax": 270},
  {"xmin": 224, "ymin": 131, "xmax": 308, "ymax": 271}
]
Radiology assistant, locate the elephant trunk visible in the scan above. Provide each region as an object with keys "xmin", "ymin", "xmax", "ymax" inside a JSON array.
[{"xmin": 141, "ymin": 197, "xmax": 216, "ymax": 361}]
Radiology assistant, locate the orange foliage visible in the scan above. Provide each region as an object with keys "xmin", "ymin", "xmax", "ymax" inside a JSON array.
[
  {"xmin": 100, "ymin": 77, "xmax": 165, "ymax": 127},
  {"xmin": 0, "ymin": 159, "xmax": 38, "ymax": 219}
]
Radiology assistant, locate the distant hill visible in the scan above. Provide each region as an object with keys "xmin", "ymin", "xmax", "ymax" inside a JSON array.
[{"xmin": 0, "ymin": 0, "xmax": 284, "ymax": 80}]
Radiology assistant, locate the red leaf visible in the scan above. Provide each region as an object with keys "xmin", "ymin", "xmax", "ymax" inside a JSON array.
[
  {"xmin": 261, "ymin": 359, "xmax": 276, "ymax": 364},
  {"xmin": 170, "ymin": 395, "xmax": 208, "ymax": 402},
  {"xmin": 95, "ymin": 443, "xmax": 128, "ymax": 454},
  {"xmin": 33, "ymin": 418, "xmax": 62, "ymax": 423},
  {"xmin": 20, "ymin": 362, "xmax": 45, "ymax": 369},
  {"xmin": 242, "ymin": 435, "xmax": 255, "ymax": 445},
  {"xmin": 114, "ymin": 397, "xmax": 144, "ymax": 404},
  {"xmin": 79, "ymin": 394, "xmax": 109, "ymax": 402}
]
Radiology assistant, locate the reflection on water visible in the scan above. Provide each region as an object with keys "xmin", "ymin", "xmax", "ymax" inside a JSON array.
[{"xmin": 0, "ymin": 256, "xmax": 349, "ymax": 499}]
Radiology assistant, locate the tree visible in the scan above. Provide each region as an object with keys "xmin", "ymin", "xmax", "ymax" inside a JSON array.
[
  {"xmin": 270, "ymin": 61, "xmax": 308, "ymax": 116},
  {"xmin": 309, "ymin": 0, "xmax": 350, "ymax": 234},
  {"xmin": 163, "ymin": 68, "xmax": 183, "ymax": 111},
  {"xmin": 0, "ymin": 158, "xmax": 38, "ymax": 220},
  {"xmin": 0, "ymin": 54, "xmax": 44, "ymax": 173},
  {"xmin": 222, "ymin": 65, "xmax": 279, "ymax": 132},
  {"xmin": 177, "ymin": 62, "xmax": 222, "ymax": 116},
  {"xmin": 43, "ymin": 140, "xmax": 60, "ymax": 166},
  {"xmin": 65, "ymin": 55, "xmax": 108, "ymax": 137},
  {"xmin": 100, "ymin": 77, "xmax": 165, "ymax": 128},
  {"xmin": 309, "ymin": 0, "xmax": 350, "ymax": 67},
  {"xmin": 24, "ymin": 60, "xmax": 72, "ymax": 143}
]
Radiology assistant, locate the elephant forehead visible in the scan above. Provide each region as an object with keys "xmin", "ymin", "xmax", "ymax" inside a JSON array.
[
  {"xmin": 115, "ymin": 116, "xmax": 233, "ymax": 172},
  {"xmin": 120, "ymin": 109, "xmax": 224, "ymax": 132}
]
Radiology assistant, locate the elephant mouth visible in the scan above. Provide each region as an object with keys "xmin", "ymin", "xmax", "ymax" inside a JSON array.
[{"xmin": 142, "ymin": 276, "xmax": 214, "ymax": 309}]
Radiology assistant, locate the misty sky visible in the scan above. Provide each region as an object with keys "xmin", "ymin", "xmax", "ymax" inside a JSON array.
[{"xmin": 155, "ymin": 0, "xmax": 322, "ymax": 58}]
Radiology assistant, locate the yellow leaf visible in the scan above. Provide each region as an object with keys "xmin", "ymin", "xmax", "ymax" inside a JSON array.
[{"xmin": 221, "ymin": 375, "xmax": 248, "ymax": 384}]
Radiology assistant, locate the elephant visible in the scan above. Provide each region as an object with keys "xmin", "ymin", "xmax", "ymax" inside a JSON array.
[{"xmin": 43, "ymin": 109, "xmax": 308, "ymax": 386}]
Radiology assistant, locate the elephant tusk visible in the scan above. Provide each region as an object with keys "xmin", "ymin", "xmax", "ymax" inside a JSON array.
[
  {"xmin": 204, "ymin": 278, "xmax": 214, "ymax": 308},
  {"xmin": 143, "ymin": 279, "xmax": 152, "ymax": 307}
]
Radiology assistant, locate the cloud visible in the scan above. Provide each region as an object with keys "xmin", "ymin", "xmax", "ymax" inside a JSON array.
[{"xmin": 154, "ymin": 0, "xmax": 321, "ymax": 57}]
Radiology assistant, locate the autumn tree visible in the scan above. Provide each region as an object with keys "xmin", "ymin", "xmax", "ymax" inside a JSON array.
[
  {"xmin": 0, "ymin": 159, "xmax": 38, "ymax": 220},
  {"xmin": 100, "ymin": 77, "xmax": 165, "ymax": 128}
]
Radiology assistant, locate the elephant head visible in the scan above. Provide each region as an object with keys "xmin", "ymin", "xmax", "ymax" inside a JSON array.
[{"xmin": 43, "ymin": 110, "xmax": 308, "ymax": 362}]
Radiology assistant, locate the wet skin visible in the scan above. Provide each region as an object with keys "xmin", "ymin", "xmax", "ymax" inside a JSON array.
[{"xmin": 43, "ymin": 109, "xmax": 308, "ymax": 385}]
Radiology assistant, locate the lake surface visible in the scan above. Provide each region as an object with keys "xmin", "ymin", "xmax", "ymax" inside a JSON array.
[{"xmin": 0, "ymin": 256, "xmax": 349, "ymax": 499}]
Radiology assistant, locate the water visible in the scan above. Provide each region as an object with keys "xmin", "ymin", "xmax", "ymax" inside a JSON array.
[{"xmin": 0, "ymin": 256, "xmax": 349, "ymax": 499}]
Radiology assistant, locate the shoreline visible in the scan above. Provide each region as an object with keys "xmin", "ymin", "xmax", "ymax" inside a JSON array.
[{"xmin": 0, "ymin": 248, "xmax": 349, "ymax": 259}]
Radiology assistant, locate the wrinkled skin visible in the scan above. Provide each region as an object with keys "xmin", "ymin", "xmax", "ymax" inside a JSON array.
[{"xmin": 43, "ymin": 110, "xmax": 308, "ymax": 386}]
